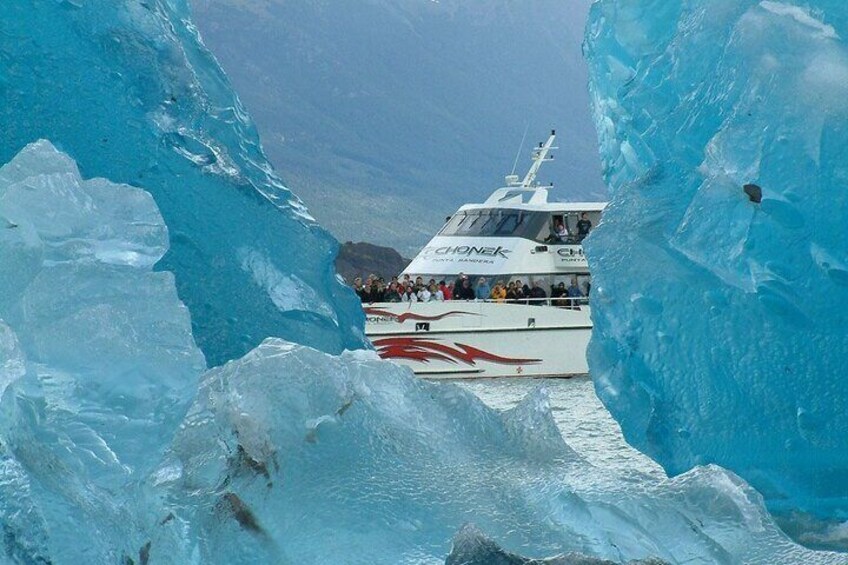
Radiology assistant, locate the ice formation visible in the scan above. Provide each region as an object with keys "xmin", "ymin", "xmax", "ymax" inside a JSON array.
[
  {"xmin": 0, "ymin": 143, "xmax": 842, "ymax": 564},
  {"xmin": 0, "ymin": 0, "xmax": 366, "ymax": 366},
  {"xmin": 0, "ymin": 141, "xmax": 206, "ymax": 562},
  {"xmin": 585, "ymin": 0, "xmax": 848, "ymax": 521}
]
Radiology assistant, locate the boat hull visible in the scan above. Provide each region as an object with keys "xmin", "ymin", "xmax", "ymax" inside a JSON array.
[{"xmin": 364, "ymin": 301, "xmax": 591, "ymax": 379}]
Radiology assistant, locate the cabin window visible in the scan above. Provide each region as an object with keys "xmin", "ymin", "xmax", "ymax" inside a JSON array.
[
  {"xmin": 438, "ymin": 212, "xmax": 467, "ymax": 235},
  {"xmin": 439, "ymin": 209, "xmax": 551, "ymax": 239},
  {"xmin": 458, "ymin": 211, "xmax": 483, "ymax": 233},
  {"xmin": 494, "ymin": 212, "xmax": 522, "ymax": 235},
  {"xmin": 476, "ymin": 212, "xmax": 498, "ymax": 235}
]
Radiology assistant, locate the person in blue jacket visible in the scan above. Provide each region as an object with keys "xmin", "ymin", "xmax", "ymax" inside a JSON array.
[{"xmin": 475, "ymin": 277, "xmax": 491, "ymax": 300}]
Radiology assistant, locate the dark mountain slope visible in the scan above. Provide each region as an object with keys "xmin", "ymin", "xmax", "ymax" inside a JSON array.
[{"xmin": 335, "ymin": 241, "xmax": 410, "ymax": 284}]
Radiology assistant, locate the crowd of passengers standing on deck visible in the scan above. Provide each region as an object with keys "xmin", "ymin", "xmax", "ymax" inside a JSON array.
[
  {"xmin": 352, "ymin": 273, "xmax": 589, "ymax": 305},
  {"xmin": 350, "ymin": 211, "xmax": 593, "ymax": 305}
]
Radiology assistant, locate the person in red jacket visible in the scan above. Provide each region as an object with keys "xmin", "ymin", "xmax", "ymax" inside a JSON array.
[{"xmin": 439, "ymin": 280, "xmax": 452, "ymax": 301}]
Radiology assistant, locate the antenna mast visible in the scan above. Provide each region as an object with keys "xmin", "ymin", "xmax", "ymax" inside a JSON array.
[
  {"xmin": 520, "ymin": 129, "xmax": 557, "ymax": 188},
  {"xmin": 510, "ymin": 123, "xmax": 531, "ymax": 176}
]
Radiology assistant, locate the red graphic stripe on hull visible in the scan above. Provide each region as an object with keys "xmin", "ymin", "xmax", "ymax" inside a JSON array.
[
  {"xmin": 372, "ymin": 337, "xmax": 541, "ymax": 366},
  {"xmin": 363, "ymin": 308, "xmax": 476, "ymax": 323}
]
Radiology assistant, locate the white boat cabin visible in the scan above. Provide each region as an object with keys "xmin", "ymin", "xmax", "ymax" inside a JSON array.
[
  {"xmin": 404, "ymin": 188, "xmax": 603, "ymax": 287},
  {"xmin": 403, "ymin": 130, "xmax": 604, "ymax": 293}
]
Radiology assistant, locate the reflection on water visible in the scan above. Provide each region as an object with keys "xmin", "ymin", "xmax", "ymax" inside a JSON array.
[{"xmin": 457, "ymin": 377, "xmax": 664, "ymax": 480}]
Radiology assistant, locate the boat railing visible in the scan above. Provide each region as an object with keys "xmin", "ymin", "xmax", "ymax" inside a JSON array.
[
  {"xmin": 364, "ymin": 297, "xmax": 588, "ymax": 308},
  {"xmin": 475, "ymin": 297, "xmax": 588, "ymax": 308}
]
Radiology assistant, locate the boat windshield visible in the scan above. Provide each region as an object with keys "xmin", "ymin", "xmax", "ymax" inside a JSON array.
[{"xmin": 438, "ymin": 209, "xmax": 549, "ymax": 239}]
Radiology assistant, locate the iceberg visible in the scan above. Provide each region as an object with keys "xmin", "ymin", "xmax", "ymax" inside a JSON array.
[
  {"xmin": 0, "ymin": 143, "xmax": 842, "ymax": 564},
  {"xmin": 585, "ymin": 0, "xmax": 848, "ymax": 522},
  {"xmin": 0, "ymin": 140, "xmax": 206, "ymax": 563},
  {"xmin": 0, "ymin": 0, "xmax": 367, "ymax": 366}
]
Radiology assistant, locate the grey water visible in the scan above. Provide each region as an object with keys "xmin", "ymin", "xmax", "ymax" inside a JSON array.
[
  {"xmin": 459, "ymin": 377, "xmax": 664, "ymax": 480},
  {"xmin": 461, "ymin": 379, "xmax": 848, "ymax": 554}
]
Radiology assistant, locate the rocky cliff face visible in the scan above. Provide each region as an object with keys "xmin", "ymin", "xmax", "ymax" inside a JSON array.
[{"xmin": 335, "ymin": 241, "xmax": 411, "ymax": 283}]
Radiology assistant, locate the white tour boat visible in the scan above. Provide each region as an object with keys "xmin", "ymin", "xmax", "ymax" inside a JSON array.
[{"xmin": 364, "ymin": 130, "xmax": 605, "ymax": 378}]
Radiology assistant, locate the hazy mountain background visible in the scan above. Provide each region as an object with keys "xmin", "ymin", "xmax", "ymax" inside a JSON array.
[{"xmin": 190, "ymin": 0, "xmax": 604, "ymax": 256}]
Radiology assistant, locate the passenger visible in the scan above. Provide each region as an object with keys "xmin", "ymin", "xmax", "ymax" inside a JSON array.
[
  {"xmin": 368, "ymin": 279, "xmax": 384, "ymax": 303},
  {"xmin": 505, "ymin": 281, "xmax": 518, "ymax": 301},
  {"xmin": 518, "ymin": 280, "xmax": 531, "ymax": 300},
  {"xmin": 551, "ymin": 281, "xmax": 567, "ymax": 307},
  {"xmin": 417, "ymin": 283, "xmax": 431, "ymax": 302},
  {"xmin": 550, "ymin": 282, "xmax": 564, "ymax": 297},
  {"xmin": 455, "ymin": 277, "xmax": 476, "ymax": 300},
  {"xmin": 402, "ymin": 274, "xmax": 412, "ymax": 288},
  {"xmin": 528, "ymin": 281, "xmax": 547, "ymax": 304},
  {"xmin": 490, "ymin": 283, "xmax": 506, "ymax": 303},
  {"xmin": 577, "ymin": 212, "xmax": 592, "ymax": 240},
  {"xmin": 383, "ymin": 281, "xmax": 402, "ymax": 303},
  {"xmin": 439, "ymin": 280, "xmax": 452, "ymax": 301},
  {"xmin": 415, "ymin": 276, "xmax": 425, "ymax": 291},
  {"xmin": 550, "ymin": 281, "xmax": 562, "ymax": 299},
  {"xmin": 475, "ymin": 277, "xmax": 491, "ymax": 300},
  {"xmin": 453, "ymin": 272, "xmax": 467, "ymax": 296},
  {"xmin": 566, "ymin": 277, "xmax": 584, "ymax": 298},
  {"xmin": 402, "ymin": 285, "xmax": 418, "ymax": 302},
  {"xmin": 554, "ymin": 220, "xmax": 567, "ymax": 242},
  {"xmin": 430, "ymin": 283, "xmax": 444, "ymax": 301}
]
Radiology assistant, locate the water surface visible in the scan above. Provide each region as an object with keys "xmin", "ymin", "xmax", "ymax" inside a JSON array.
[{"xmin": 459, "ymin": 377, "xmax": 664, "ymax": 480}]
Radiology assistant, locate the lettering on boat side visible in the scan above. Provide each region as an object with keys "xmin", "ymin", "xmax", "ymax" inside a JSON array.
[
  {"xmin": 421, "ymin": 245, "xmax": 511, "ymax": 259},
  {"xmin": 556, "ymin": 248, "xmax": 584, "ymax": 257},
  {"xmin": 557, "ymin": 248, "xmax": 587, "ymax": 264}
]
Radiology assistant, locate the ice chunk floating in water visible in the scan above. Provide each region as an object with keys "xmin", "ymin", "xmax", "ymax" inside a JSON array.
[
  {"xmin": 585, "ymin": 0, "xmax": 848, "ymax": 522},
  {"xmin": 154, "ymin": 339, "xmax": 844, "ymax": 564},
  {"xmin": 0, "ymin": 0, "xmax": 366, "ymax": 366},
  {"xmin": 0, "ymin": 143, "xmax": 842, "ymax": 563}
]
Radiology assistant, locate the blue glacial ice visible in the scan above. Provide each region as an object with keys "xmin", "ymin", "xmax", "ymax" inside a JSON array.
[
  {"xmin": 585, "ymin": 0, "xmax": 848, "ymax": 522},
  {"xmin": 1, "ymin": 143, "xmax": 843, "ymax": 564},
  {"xmin": 0, "ymin": 140, "xmax": 206, "ymax": 562},
  {"xmin": 0, "ymin": 0, "xmax": 366, "ymax": 366}
]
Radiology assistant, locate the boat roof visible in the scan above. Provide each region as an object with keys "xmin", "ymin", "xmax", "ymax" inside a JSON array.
[{"xmin": 457, "ymin": 186, "xmax": 606, "ymax": 214}]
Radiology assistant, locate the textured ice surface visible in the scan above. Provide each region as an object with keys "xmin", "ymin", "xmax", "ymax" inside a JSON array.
[
  {"xmin": 585, "ymin": 0, "xmax": 848, "ymax": 521},
  {"xmin": 445, "ymin": 525, "xmax": 665, "ymax": 565},
  {"xmin": 0, "ymin": 0, "xmax": 366, "ymax": 366},
  {"xmin": 0, "ymin": 141, "xmax": 206, "ymax": 562},
  {"xmin": 152, "ymin": 339, "xmax": 844, "ymax": 564},
  {"xmin": 0, "ymin": 143, "xmax": 843, "ymax": 563}
]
